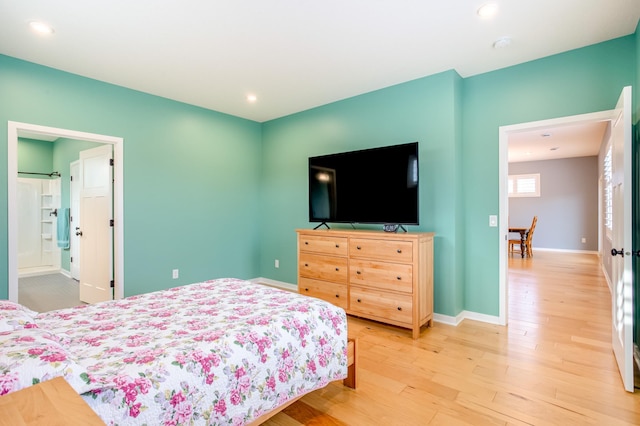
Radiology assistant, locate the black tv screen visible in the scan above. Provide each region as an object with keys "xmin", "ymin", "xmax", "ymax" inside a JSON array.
[{"xmin": 308, "ymin": 142, "xmax": 419, "ymax": 226}]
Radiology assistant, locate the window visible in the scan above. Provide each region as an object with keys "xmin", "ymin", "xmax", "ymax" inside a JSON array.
[
  {"xmin": 604, "ymin": 144, "xmax": 612, "ymax": 234},
  {"xmin": 508, "ymin": 173, "xmax": 540, "ymax": 197}
]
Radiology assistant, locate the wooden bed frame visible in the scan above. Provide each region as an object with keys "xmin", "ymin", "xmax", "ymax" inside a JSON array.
[{"xmin": 248, "ymin": 337, "xmax": 357, "ymax": 425}]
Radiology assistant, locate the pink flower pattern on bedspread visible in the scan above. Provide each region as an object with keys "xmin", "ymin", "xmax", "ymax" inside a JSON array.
[{"xmin": 36, "ymin": 278, "xmax": 348, "ymax": 425}]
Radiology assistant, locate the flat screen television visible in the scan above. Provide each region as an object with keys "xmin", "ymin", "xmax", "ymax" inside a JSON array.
[{"xmin": 308, "ymin": 142, "xmax": 419, "ymax": 228}]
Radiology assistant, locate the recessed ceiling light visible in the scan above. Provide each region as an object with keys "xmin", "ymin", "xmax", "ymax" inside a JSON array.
[
  {"xmin": 477, "ymin": 3, "xmax": 498, "ymax": 18},
  {"xmin": 541, "ymin": 133, "xmax": 552, "ymax": 137},
  {"xmin": 493, "ymin": 37, "xmax": 511, "ymax": 49},
  {"xmin": 247, "ymin": 94, "xmax": 257, "ymax": 103},
  {"xmin": 29, "ymin": 21, "xmax": 55, "ymax": 35},
  {"xmin": 550, "ymin": 147, "xmax": 559, "ymax": 151}
]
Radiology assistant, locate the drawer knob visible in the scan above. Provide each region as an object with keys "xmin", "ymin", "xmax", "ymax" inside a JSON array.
[
  {"xmin": 305, "ymin": 241, "xmax": 309, "ymax": 245},
  {"xmin": 397, "ymin": 276, "xmax": 401, "ymax": 280},
  {"xmin": 356, "ymin": 246, "xmax": 361, "ymax": 250},
  {"xmin": 397, "ymin": 306, "xmax": 402, "ymax": 311},
  {"xmin": 335, "ymin": 244, "xmax": 340, "ymax": 248},
  {"xmin": 335, "ymin": 267, "xmax": 339, "ymax": 271},
  {"xmin": 304, "ymin": 288, "xmax": 309, "ymax": 292},
  {"xmin": 357, "ymin": 298, "xmax": 361, "ymax": 303},
  {"xmin": 335, "ymin": 294, "xmax": 340, "ymax": 298},
  {"xmin": 304, "ymin": 263, "xmax": 309, "ymax": 267},
  {"xmin": 397, "ymin": 249, "xmax": 402, "ymax": 254},
  {"xmin": 356, "ymin": 271, "xmax": 361, "ymax": 275}
]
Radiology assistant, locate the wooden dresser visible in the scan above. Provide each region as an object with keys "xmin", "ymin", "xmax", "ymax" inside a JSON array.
[{"xmin": 297, "ymin": 229, "xmax": 434, "ymax": 339}]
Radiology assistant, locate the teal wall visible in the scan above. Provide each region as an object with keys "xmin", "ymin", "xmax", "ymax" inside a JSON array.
[
  {"xmin": 18, "ymin": 137, "xmax": 53, "ymax": 175},
  {"xmin": 262, "ymin": 35, "xmax": 636, "ymax": 318},
  {"xmin": 0, "ymin": 55, "xmax": 263, "ymax": 299},
  {"xmin": 260, "ymin": 71, "xmax": 465, "ymax": 316},
  {"xmin": 461, "ymin": 36, "xmax": 636, "ymax": 315},
  {"xmin": 1, "ymin": 26, "xmax": 637, "ymax": 320}
]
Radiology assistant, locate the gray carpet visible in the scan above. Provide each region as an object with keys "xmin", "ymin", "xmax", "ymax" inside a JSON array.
[{"xmin": 19, "ymin": 273, "xmax": 84, "ymax": 313}]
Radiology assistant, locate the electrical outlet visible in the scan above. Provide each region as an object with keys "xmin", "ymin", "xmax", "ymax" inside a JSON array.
[
  {"xmin": 581, "ymin": 237, "xmax": 586, "ymax": 244},
  {"xmin": 172, "ymin": 269, "xmax": 179, "ymax": 279},
  {"xmin": 275, "ymin": 259, "xmax": 280, "ymax": 268},
  {"xmin": 489, "ymin": 215, "xmax": 498, "ymax": 227}
]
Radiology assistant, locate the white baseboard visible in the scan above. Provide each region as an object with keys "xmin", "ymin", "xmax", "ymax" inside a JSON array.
[
  {"xmin": 251, "ymin": 277, "xmax": 298, "ymax": 292},
  {"xmin": 18, "ymin": 266, "xmax": 62, "ymax": 278},
  {"xmin": 532, "ymin": 247, "xmax": 599, "ymax": 255},
  {"xmin": 434, "ymin": 310, "xmax": 502, "ymax": 326}
]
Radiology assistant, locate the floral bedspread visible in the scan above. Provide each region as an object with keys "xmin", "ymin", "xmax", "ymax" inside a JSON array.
[{"xmin": 36, "ymin": 278, "xmax": 348, "ymax": 425}]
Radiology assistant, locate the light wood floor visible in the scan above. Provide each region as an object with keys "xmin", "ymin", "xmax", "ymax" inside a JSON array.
[{"xmin": 264, "ymin": 251, "xmax": 640, "ymax": 425}]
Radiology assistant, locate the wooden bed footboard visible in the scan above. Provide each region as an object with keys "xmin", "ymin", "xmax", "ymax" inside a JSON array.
[
  {"xmin": 249, "ymin": 337, "xmax": 357, "ymax": 425},
  {"xmin": 343, "ymin": 337, "xmax": 357, "ymax": 388}
]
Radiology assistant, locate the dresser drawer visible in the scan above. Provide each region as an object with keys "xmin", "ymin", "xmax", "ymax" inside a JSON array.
[
  {"xmin": 299, "ymin": 252, "xmax": 348, "ymax": 283},
  {"xmin": 299, "ymin": 277, "xmax": 348, "ymax": 310},
  {"xmin": 349, "ymin": 286, "xmax": 412, "ymax": 324},
  {"xmin": 299, "ymin": 234, "xmax": 348, "ymax": 256},
  {"xmin": 350, "ymin": 238, "xmax": 413, "ymax": 263},
  {"xmin": 350, "ymin": 260, "xmax": 413, "ymax": 293}
]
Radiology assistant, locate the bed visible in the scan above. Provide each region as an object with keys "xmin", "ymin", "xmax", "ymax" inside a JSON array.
[{"xmin": 0, "ymin": 278, "xmax": 355, "ymax": 425}]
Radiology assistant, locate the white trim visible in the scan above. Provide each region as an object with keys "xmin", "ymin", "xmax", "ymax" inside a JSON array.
[
  {"xmin": 602, "ymin": 258, "xmax": 613, "ymax": 293},
  {"xmin": 8, "ymin": 121, "xmax": 124, "ymax": 302},
  {"xmin": 528, "ymin": 247, "xmax": 599, "ymax": 255},
  {"xmin": 250, "ymin": 277, "xmax": 298, "ymax": 292},
  {"xmin": 433, "ymin": 310, "xmax": 502, "ymax": 326},
  {"xmin": 499, "ymin": 110, "xmax": 613, "ymax": 327},
  {"xmin": 432, "ymin": 312, "xmax": 463, "ymax": 326}
]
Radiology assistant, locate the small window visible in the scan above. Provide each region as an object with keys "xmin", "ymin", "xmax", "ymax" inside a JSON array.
[{"xmin": 508, "ymin": 173, "xmax": 540, "ymax": 197}]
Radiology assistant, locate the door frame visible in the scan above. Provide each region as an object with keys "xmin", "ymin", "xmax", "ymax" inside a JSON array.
[
  {"xmin": 7, "ymin": 121, "xmax": 124, "ymax": 301},
  {"xmin": 69, "ymin": 160, "xmax": 80, "ymax": 280},
  {"xmin": 498, "ymin": 109, "xmax": 613, "ymax": 325}
]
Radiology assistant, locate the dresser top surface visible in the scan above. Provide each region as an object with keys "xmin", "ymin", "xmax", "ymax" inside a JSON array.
[{"xmin": 296, "ymin": 228, "xmax": 434, "ymax": 239}]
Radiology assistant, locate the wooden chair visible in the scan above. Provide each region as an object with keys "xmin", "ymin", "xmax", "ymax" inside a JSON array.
[{"xmin": 509, "ymin": 216, "xmax": 537, "ymax": 257}]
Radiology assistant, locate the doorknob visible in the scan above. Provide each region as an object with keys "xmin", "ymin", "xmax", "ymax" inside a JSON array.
[
  {"xmin": 611, "ymin": 248, "xmax": 624, "ymax": 257},
  {"xmin": 75, "ymin": 228, "xmax": 83, "ymax": 236}
]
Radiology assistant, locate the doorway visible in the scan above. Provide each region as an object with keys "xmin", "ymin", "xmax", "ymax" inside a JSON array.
[
  {"xmin": 498, "ymin": 110, "xmax": 613, "ymax": 325},
  {"xmin": 7, "ymin": 121, "xmax": 124, "ymax": 303}
]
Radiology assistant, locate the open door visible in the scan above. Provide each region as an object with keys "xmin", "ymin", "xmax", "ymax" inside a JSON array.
[
  {"xmin": 78, "ymin": 145, "xmax": 114, "ymax": 304},
  {"xmin": 609, "ymin": 85, "xmax": 634, "ymax": 392}
]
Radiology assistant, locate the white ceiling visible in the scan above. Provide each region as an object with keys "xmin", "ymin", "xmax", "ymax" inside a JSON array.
[
  {"xmin": 508, "ymin": 120, "xmax": 609, "ymax": 163},
  {"xmin": 1, "ymin": 0, "xmax": 638, "ymax": 124}
]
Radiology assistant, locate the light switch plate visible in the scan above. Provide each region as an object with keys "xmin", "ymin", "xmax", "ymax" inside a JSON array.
[{"xmin": 489, "ymin": 215, "xmax": 498, "ymax": 227}]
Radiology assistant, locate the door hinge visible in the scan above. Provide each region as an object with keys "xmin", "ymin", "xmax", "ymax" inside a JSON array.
[
  {"xmin": 110, "ymin": 158, "xmax": 114, "ymax": 166},
  {"xmin": 70, "ymin": 256, "xmax": 73, "ymax": 263},
  {"xmin": 70, "ymin": 175, "xmax": 73, "ymax": 181},
  {"xmin": 110, "ymin": 219, "xmax": 114, "ymax": 227},
  {"xmin": 110, "ymin": 280, "xmax": 114, "ymax": 288}
]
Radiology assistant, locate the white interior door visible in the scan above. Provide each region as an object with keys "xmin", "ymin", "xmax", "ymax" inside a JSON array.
[
  {"xmin": 78, "ymin": 145, "xmax": 113, "ymax": 304},
  {"xmin": 70, "ymin": 161, "xmax": 81, "ymax": 280},
  {"xmin": 609, "ymin": 85, "xmax": 633, "ymax": 392}
]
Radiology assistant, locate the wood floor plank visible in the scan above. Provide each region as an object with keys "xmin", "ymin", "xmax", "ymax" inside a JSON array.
[{"xmin": 263, "ymin": 251, "xmax": 640, "ymax": 425}]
